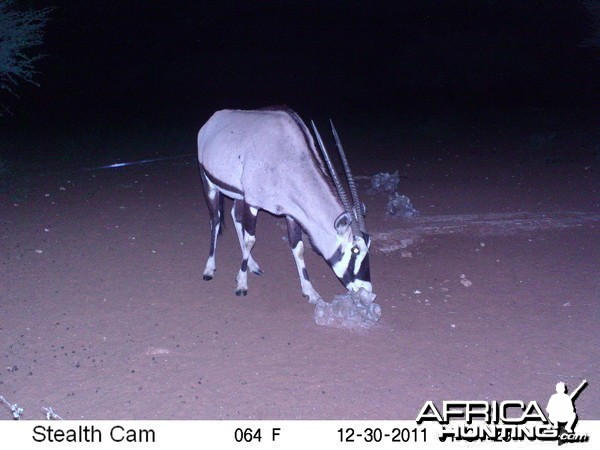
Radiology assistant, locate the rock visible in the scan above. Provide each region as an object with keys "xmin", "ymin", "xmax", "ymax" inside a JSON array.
[{"xmin": 314, "ymin": 288, "xmax": 381, "ymax": 330}]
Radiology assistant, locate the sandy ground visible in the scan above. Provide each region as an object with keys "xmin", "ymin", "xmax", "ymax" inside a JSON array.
[{"xmin": 0, "ymin": 123, "xmax": 598, "ymax": 420}]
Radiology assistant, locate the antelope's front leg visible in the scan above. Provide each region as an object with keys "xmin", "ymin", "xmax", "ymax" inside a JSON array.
[
  {"xmin": 286, "ymin": 216, "xmax": 321, "ymax": 304},
  {"xmin": 235, "ymin": 203, "xmax": 259, "ymax": 296},
  {"xmin": 201, "ymin": 175, "xmax": 222, "ymax": 281}
]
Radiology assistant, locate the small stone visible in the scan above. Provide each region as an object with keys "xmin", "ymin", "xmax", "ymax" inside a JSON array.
[{"xmin": 460, "ymin": 278, "xmax": 472, "ymax": 288}]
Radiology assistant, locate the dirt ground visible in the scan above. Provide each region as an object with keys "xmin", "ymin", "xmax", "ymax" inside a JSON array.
[{"xmin": 0, "ymin": 121, "xmax": 598, "ymax": 420}]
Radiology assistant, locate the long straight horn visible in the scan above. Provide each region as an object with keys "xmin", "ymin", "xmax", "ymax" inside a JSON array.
[
  {"xmin": 310, "ymin": 120, "xmax": 355, "ymax": 229},
  {"xmin": 330, "ymin": 120, "xmax": 366, "ymax": 233}
]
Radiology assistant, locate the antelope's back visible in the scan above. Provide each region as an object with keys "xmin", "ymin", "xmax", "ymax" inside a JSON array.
[{"xmin": 197, "ymin": 109, "xmax": 326, "ymax": 213}]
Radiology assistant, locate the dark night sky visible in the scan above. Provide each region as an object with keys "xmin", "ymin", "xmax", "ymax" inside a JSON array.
[{"xmin": 5, "ymin": 0, "xmax": 600, "ymax": 131}]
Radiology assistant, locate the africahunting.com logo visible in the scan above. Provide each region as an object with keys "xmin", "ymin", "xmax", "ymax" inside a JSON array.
[{"xmin": 416, "ymin": 380, "xmax": 589, "ymax": 444}]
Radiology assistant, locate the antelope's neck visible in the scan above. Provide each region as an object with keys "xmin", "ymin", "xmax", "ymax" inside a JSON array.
[{"xmin": 291, "ymin": 192, "xmax": 344, "ymax": 260}]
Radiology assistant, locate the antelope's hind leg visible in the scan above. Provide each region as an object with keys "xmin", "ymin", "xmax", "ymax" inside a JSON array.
[
  {"xmin": 233, "ymin": 200, "xmax": 260, "ymax": 296},
  {"xmin": 201, "ymin": 173, "xmax": 222, "ymax": 281},
  {"xmin": 232, "ymin": 200, "xmax": 263, "ymax": 277},
  {"xmin": 286, "ymin": 216, "xmax": 321, "ymax": 304}
]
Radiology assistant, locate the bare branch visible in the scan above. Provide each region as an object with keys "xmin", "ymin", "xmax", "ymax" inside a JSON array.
[{"xmin": 0, "ymin": 0, "xmax": 52, "ymax": 114}]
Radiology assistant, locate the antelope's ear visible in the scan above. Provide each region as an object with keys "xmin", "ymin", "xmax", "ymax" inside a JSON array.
[{"xmin": 334, "ymin": 212, "xmax": 352, "ymax": 236}]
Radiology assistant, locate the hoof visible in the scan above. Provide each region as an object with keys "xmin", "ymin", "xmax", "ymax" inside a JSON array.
[
  {"xmin": 303, "ymin": 291, "xmax": 321, "ymax": 305},
  {"xmin": 252, "ymin": 268, "xmax": 264, "ymax": 276},
  {"xmin": 203, "ymin": 274, "xmax": 213, "ymax": 281},
  {"xmin": 235, "ymin": 289, "xmax": 248, "ymax": 297}
]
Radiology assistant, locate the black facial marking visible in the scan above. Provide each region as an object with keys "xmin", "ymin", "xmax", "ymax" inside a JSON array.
[
  {"xmin": 341, "ymin": 270, "xmax": 353, "ymax": 287},
  {"xmin": 326, "ymin": 245, "xmax": 343, "ymax": 267},
  {"xmin": 341, "ymin": 250, "xmax": 358, "ymax": 286},
  {"xmin": 363, "ymin": 232, "xmax": 371, "ymax": 248},
  {"xmin": 356, "ymin": 252, "xmax": 371, "ymax": 282},
  {"xmin": 342, "ymin": 247, "xmax": 371, "ymax": 287}
]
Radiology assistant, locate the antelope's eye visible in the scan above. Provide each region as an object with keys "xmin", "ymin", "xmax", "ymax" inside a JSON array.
[{"xmin": 351, "ymin": 246, "xmax": 360, "ymax": 255}]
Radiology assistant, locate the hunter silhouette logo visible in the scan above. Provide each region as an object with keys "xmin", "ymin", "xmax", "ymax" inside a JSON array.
[
  {"xmin": 416, "ymin": 379, "xmax": 590, "ymax": 443},
  {"xmin": 546, "ymin": 379, "xmax": 588, "ymax": 445}
]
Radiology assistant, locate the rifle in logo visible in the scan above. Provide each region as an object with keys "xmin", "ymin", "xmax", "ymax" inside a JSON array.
[{"xmin": 569, "ymin": 379, "xmax": 588, "ymax": 401}]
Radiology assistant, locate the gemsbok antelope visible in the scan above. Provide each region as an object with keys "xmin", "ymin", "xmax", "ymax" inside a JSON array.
[{"xmin": 197, "ymin": 108, "xmax": 372, "ymax": 304}]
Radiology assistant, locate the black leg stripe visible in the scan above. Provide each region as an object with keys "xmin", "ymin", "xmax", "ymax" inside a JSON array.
[
  {"xmin": 208, "ymin": 216, "xmax": 220, "ymax": 257},
  {"xmin": 241, "ymin": 259, "xmax": 248, "ymax": 272},
  {"xmin": 302, "ymin": 268, "xmax": 310, "ymax": 281},
  {"xmin": 287, "ymin": 217, "xmax": 302, "ymax": 249},
  {"xmin": 242, "ymin": 203, "xmax": 258, "ymax": 236}
]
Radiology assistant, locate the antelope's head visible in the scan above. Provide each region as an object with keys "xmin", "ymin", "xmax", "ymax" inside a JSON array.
[{"xmin": 311, "ymin": 120, "xmax": 373, "ymax": 295}]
